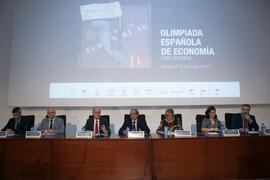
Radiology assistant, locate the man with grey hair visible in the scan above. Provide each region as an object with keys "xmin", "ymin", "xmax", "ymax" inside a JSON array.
[
  {"xmin": 85, "ymin": 107, "xmax": 111, "ymax": 136},
  {"xmin": 37, "ymin": 108, "xmax": 65, "ymax": 134},
  {"xmin": 231, "ymin": 104, "xmax": 259, "ymax": 132}
]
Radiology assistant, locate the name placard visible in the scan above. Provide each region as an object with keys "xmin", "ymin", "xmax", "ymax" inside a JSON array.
[
  {"xmin": 223, "ymin": 129, "xmax": 240, "ymax": 137},
  {"xmin": 0, "ymin": 131, "xmax": 7, "ymax": 138},
  {"xmin": 25, "ymin": 131, "xmax": 41, "ymax": 139},
  {"xmin": 128, "ymin": 131, "xmax": 145, "ymax": 138},
  {"xmin": 76, "ymin": 131, "xmax": 93, "ymax": 139},
  {"xmin": 265, "ymin": 129, "xmax": 270, "ymax": 136},
  {"xmin": 248, "ymin": 131, "xmax": 260, "ymax": 135},
  {"xmin": 175, "ymin": 130, "xmax": 191, "ymax": 137}
]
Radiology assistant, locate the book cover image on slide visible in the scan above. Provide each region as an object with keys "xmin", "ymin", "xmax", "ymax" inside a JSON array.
[{"xmin": 79, "ymin": 2, "xmax": 151, "ymax": 69}]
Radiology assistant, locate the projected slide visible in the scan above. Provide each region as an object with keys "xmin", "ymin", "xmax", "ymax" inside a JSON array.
[{"xmin": 8, "ymin": 0, "xmax": 270, "ymax": 106}]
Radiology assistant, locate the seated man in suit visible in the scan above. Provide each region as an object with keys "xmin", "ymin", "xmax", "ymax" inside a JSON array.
[
  {"xmin": 85, "ymin": 107, "xmax": 111, "ymax": 136},
  {"xmin": 119, "ymin": 109, "xmax": 150, "ymax": 135},
  {"xmin": 1, "ymin": 107, "xmax": 29, "ymax": 136},
  {"xmin": 37, "ymin": 108, "xmax": 65, "ymax": 134},
  {"xmin": 231, "ymin": 104, "xmax": 259, "ymax": 133}
]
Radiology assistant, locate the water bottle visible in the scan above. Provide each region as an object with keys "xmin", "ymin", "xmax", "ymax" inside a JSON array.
[
  {"xmin": 220, "ymin": 124, "xmax": 224, "ymax": 136},
  {"xmin": 261, "ymin": 123, "xmax": 265, "ymax": 135},
  {"xmin": 126, "ymin": 127, "xmax": 129, "ymax": 137},
  {"xmin": 30, "ymin": 126, "xmax": 34, "ymax": 131},
  {"xmin": 82, "ymin": 126, "xmax": 85, "ymax": 132},
  {"xmin": 164, "ymin": 126, "xmax": 168, "ymax": 138}
]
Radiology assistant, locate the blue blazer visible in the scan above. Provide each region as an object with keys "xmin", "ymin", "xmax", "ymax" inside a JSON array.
[{"xmin": 231, "ymin": 114, "xmax": 259, "ymax": 131}]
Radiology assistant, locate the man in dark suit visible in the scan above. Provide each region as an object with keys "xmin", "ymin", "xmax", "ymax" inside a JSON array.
[
  {"xmin": 1, "ymin": 107, "xmax": 29, "ymax": 136},
  {"xmin": 119, "ymin": 109, "xmax": 150, "ymax": 135},
  {"xmin": 85, "ymin": 107, "xmax": 111, "ymax": 135},
  {"xmin": 231, "ymin": 104, "xmax": 259, "ymax": 132}
]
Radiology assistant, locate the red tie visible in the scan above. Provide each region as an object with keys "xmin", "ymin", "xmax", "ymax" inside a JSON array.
[
  {"xmin": 95, "ymin": 120, "xmax": 99, "ymax": 134},
  {"xmin": 244, "ymin": 119, "xmax": 248, "ymax": 129}
]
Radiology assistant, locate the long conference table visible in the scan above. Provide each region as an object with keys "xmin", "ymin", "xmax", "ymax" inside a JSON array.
[{"xmin": 0, "ymin": 134, "xmax": 270, "ymax": 180}]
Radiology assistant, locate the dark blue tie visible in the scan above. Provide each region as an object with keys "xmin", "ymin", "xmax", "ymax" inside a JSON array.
[
  {"xmin": 15, "ymin": 119, "xmax": 20, "ymax": 130},
  {"xmin": 49, "ymin": 119, "xmax": 53, "ymax": 129},
  {"xmin": 132, "ymin": 121, "xmax": 136, "ymax": 131},
  {"xmin": 15, "ymin": 120, "xmax": 18, "ymax": 130}
]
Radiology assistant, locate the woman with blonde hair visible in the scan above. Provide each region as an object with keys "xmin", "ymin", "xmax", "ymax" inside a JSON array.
[{"xmin": 156, "ymin": 108, "xmax": 183, "ymax": 134}]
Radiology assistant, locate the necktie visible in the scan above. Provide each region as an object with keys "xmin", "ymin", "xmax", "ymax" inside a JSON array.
[
  {"xmin": 15, "ymin": 120, "xmax": 19, "ymax": 130},
  {"xmin": 95, "ymin": 120, "xmax": 99, "ymax": 134},
  {"xmin": 49, "ymin": 119, "xmax": 53, "ymax": 129},
  {"xmin": 244, "ymin": 118, "xmax": 248, "ymax": 129},
  {"xmin": 132, "ymin": 121, "xmax": 136, "ymax": 131}
]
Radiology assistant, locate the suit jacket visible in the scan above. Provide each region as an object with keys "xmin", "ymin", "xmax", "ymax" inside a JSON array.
[
  {"xmin": 1, "ymin": 116, "xmax": 29, "ymax": 136},
  {"xmin": 37, "ymin": 116, "xmax": 65, "ymax": 134},
  {"xmin": 119, "ymin": 116, "xmax": 150, "ymax": 135},
  {"xmin": 85, "ymin": 116, "xmax": 111, "ymax": 134},
  {"xmin": 231, "ymin": 114, "xmax": 259, "ymax": 131}
]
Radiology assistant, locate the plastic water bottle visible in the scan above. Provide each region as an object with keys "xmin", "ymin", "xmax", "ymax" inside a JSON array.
[
  {"xmin": 261, "ymin": 123, "xmax": 265, "ymax": 135},
  {"xmin": 82, "ymin": 126, "xmax": 85, "ymax": 132},
  {"xmin": 220, "ymin": 124, "xmax": 224, "ymax": 136},
  {"xmin": 164, "ymin": 126, "xmax": 168, "ymax": 138},
  {"xmin": 30, "ymin": 126, "xmax": 34, "ymax": 131},
  {"xmin": 126, "ymin": 127, "xmax": 129, "ymax": 137}
]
